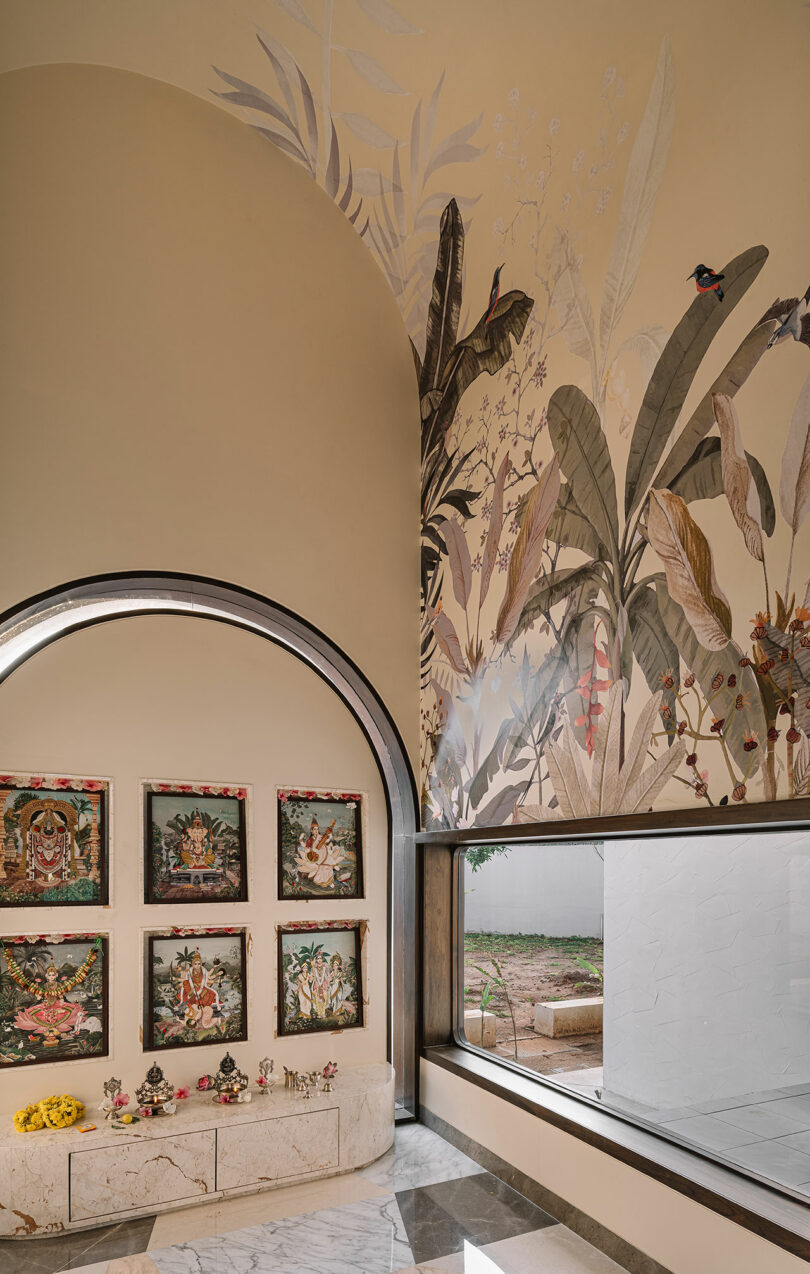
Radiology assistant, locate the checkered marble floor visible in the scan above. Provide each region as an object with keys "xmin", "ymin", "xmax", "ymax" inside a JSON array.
[{"xmin": 0, "ymin": 1126, "xmax": 625, "ymax": 1274}]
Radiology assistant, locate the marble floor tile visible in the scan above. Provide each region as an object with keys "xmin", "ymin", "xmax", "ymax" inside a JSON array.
[
  {"xmin": 712, "ymin": 1103, "xmax": 810, "ymax": 1140},
  {"xmin": 358, "ymin": 1125, "xmax": 483, "ymax": 1192},
  {"xmin": 396, "ymin": 1172, "xmax": 556, "ymax": 1265},
  {"xmin": 656, "ymin": 1114, "xmax": 760, "ymax": 1152},
  {"xmin": 148, "ymin": 1173, "xmax": 389, "ymax": 1247},
  {"xmin": 725, "ymin": 1138, "xmax": 810, "ymax": 1187},
  {"xmin": 758, "ymin": 1095, "xmax": 810, "ymax": 1125},
  {"xmin": 0, "ymin": 1216, "xmax": 156, "ymax": 1274},
  {"xmin": 773, "ymin": 1129, "xmax": 810, "ymax": 1155},
  {"xmin": 393, "ymin": 1226, "xmax": 624, "ymax": 1274},
  {"xmin": 70, "ymin": 1258, "xmax": 160, "ymax": 1274},
  {"xmin": 150, "ymin": 1193, "xmax": 412, "ymax": 1274}
]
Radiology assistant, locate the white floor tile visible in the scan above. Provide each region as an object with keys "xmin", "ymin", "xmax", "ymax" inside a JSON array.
[
  {"xmin": 148, "ymin": 1172, "xmax": 389, "ymax": 1248},
  {"xmin": 712, "ymin": 1103, "xmax": 810, "ymax": 1140},
  {"xmin": 657, "ymin": 1114, "xmax": 759, "ymax": 1152},
  {"xmin": 726, "ymin": 1139, "xmax": 810, "ymax": 1186},
  {"xmin": 358, "ymin": 1124, "xmax": 482, "ymax": 1192}
]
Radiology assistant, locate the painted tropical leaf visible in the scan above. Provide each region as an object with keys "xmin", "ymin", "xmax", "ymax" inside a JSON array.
[
  {"xmin": 547, "ymin": 384, "xmax": 618, "ymax": 564},
  {"xmin": 511, "ymin": 564, "xmax": 599, "ymax": 645},
  {"xmin": 468, "ymin": 717, "xmax": 515, "ymax": 811},
  {"xmin": 647, "ymin": 489, "xmax": 732, "ymax": 649},
  {"xmin": 273, "ymin": 0, "xmax": 317, "ymax": 30},
  {"xmin": 336, "ymin": 113, "xmax": 397, "ymax": 148},
  {"xmin": 473, "ymin": 781, "xmax": 531, "ymax": 828},
  {"xmin": 627, "ymin": 583, "xmax": 679, "ymax": 721},
  {"xmin": 340, "ymin": 48, "xmax": 406, "ymax": 94},
  {"xmin": 546, "ymin": 686, "xmax": 684, "ymax": 817},
  {"xmin": 625, "ymin": 245, "xmax": 770, "ymax": 519},
  {"xmin": 759, "ymin": 625, "xmax": 810, "ymax": 735},
  {"xmin": 544, "ymin": 720, "xmax": 591, "ymax": 819},
  {"xmin": 589, "ymin": 682, "xmax": 623, "ymax": 814},
  {"xmin": 552, "ymin": 230, "xmax": 598, "ymax": 393},
  {"xmin": 614, "ymin": 325, "xmax": 669, "ymax": 384},
  {"xmin": 546, "ymin": 483, "xmax": 604, "ymax": 558},
  {"xmin": 440, "ymin": 518, "xmax": 472, "ymax": 610},
  {"xmin": 599, "ymin": 36, "xmax": 675, "ymax": 360},
  {"xmin": 559, "ymin": 579, "xmax": 602, "ymax": 753},
  {"xmin": 356, "ymin": 0, "xmax": 422, "ymax": 35},
  {"xmin": 655, "ymin": 321, "xmax": 776, "ymax": 492},
  {"xmin": 621, "ymin": 703, "xmax": 686, "ymax": 813},
  {"xmin": 666, "ymin": 437, "xmax": 775, "ymax": 534},
  {"xmin": 779, "ymin": 370, "xmax": 810, "ymax": 534},
  {"xmin": 712, "ymin": 393, "xmax": 764, "ymax": 561},
  {"xmin": 421, "ymin": 199, "xmax": 464, "ymax": 395},
  {"xmin": 425, "ymin": 290, "xmax": 534, "ymax": 447},
  {"xmin": 793, "ymin": 731, "xmax": 810, "ymax": 796},
  {"xmin": 495, "ymin": 458, "xmax": 562, "ymax": 646},
  {"xmin": 430, "ymin": 607, "xmax": 468, "ymax": 676},
  {"xmin": 655, "ymin": 585, "xmax": 765, "ymax": 770},
  {"xmin": 480, "ymin": 452, "xmax": 510, "ymax": 607}
]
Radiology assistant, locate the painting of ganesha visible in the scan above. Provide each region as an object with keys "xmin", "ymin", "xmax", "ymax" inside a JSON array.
[{"xmin": 277, "ymin": 790, "xmax": 364, "ymax": 900}]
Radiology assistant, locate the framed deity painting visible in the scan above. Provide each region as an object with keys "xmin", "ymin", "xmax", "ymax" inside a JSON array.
[
  {"xmin": 277, "ymin": 789, "xmax": 364, "ymax": 900},
  {"xmin": 0, "ymin": 933, "xmax": 109, "ymax": 1068},
  {"xmin": 277, "ymin": 922, "xmax": 363, "ymax": 1037},
  {"xmin": 145, "ymin": 929, "xmax": 248, "ymax": 1051},
  {"xmin": 0, "ymin": 774, "xmax": 109, "ymax": 908},
  {"xmin": 144, "ymin": 783, "xmax": 248, "ymax": 904}
]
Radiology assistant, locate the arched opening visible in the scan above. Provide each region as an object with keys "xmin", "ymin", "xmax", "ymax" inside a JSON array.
[{"xmin": 0, "ymin": 571, "xmax": 419, "ymax": 1113}]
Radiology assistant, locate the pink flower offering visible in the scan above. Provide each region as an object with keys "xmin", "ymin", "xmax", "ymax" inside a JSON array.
[
  {"xmin": 197, "ymin": 1076, "xmax": 211, "ymax": 1091},
  {"xmin": 174, "ymin": 1087, "xmax": 190, "ymax": 1100},
  {"xmin": 139, "ymin": 1106, "xmax": 153, "ymax": 1117},
  {"xmin": 113, "ymin": 1093, "xmax": 130, "ymax": 1108},
  {"xmin": 218, "ymin": 1094, "xmax": 230, "ymax": 1104},
  {"xmin": 256, "ymin": 1076, "xmax": 267, "ymax": 1087}
]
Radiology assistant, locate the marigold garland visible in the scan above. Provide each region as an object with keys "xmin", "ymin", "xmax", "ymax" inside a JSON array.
[{"xmin": 13, "ymin": 1094, "xmax": 85, "ymax": 1133}]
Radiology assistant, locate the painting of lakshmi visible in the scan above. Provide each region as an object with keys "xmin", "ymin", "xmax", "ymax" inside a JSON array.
[{"xmin": 0, "ymin": 934, "xmax": 108, "ymax": 1067}]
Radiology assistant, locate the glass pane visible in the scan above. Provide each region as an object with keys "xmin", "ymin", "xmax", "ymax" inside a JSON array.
[
  {"xmin": 461, "ymin": 842, "xmax": 604, "ymax": 1081},
  {"xmin": 460, "ymin": 826, "xmax": 810, "ymax": 1200}
]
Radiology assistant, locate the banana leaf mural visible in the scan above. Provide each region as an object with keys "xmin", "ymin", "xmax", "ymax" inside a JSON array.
[
  {"xmin": 423, "ymin": 227, "xmax": 810, "ymax": 827},
  {"xmin": 418, "ymin": 199, "xmax": 534, "ymax": 688}
]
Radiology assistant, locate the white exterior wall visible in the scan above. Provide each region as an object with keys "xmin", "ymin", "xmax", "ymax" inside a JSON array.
[
  {"xmin": 603, "ymin": 829, "xmax": 810, "ymax": 1108},
  {"xmin": 463, "ymin": 843, "xmax": 604, "ymax": 937}
]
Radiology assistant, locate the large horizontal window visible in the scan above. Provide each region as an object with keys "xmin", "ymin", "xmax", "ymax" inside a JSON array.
[{"xmin": 458, "ymin": 825, "xmax": 810, "ymax": 1202}]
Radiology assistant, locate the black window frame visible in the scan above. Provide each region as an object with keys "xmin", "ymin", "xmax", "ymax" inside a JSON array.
[{"xmin": 417, "ymin": 797, "xmax": 810, "ymax": 1261}]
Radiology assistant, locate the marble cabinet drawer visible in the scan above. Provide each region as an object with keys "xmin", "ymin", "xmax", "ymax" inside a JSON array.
[
  {"xmin": 216, "ymin": 1108, "xmax": 339, "ymax": 1190},
  {"xmin": 69, "ymin": 1130, "xmax": 216, "ymax": 1221}
]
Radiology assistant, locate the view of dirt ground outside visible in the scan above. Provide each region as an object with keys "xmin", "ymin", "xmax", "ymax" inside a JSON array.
[{"xmin": 461, "ymin": 843, "xmax": 604, "ymax": 1094}]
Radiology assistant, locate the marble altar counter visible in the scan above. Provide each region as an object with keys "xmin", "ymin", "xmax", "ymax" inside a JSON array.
[{"xmin": 0, "ymin": 1062, "xmax": 394, "ymax": 1238}]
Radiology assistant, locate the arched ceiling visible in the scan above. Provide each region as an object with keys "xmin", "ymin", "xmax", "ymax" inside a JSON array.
[{"xmin": 4, "ymin": 0, "xmax": 806, "ymax": 358}]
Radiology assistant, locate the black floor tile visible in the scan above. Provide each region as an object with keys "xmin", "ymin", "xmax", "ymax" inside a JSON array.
[
  {"xmin": 0, "ymin": 1214, "xmax": 155, "ymax": 1274},
  {"xmin": 396, "ymin": 1170, "xmax": 557, "ymax": 1264}
]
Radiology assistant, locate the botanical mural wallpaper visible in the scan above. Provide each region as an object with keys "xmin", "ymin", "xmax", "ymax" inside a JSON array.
[{"xmin": 208, "ymin": 2, "xmax": 810, "ymax": 828}]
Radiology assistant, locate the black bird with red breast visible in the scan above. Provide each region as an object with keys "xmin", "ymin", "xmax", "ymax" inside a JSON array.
[
  {"xmin": 486, "ymin": 264, "xmax": 505, "ymax": 323},
  {"xmin": 688, "ymin": 263, "xmax": 725, "ymax": 301}
]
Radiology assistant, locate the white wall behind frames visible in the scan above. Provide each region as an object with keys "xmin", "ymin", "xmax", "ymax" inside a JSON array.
[{"xmin": 463, "ymin": 843, "xmax": 604, "ymax": 938}]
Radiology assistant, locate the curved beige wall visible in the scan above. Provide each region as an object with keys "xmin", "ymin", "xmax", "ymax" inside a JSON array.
[
  {"xmin": 0, "ymin": 62, "xmax": 419, "ymax": 763},
  {"xmin": 0, "ymin": 63, "xmax": 416, "ymax": 1109},
  {"xmin": 0, "ymin": 617, "xmax": 390, "ymax": 1107}
]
